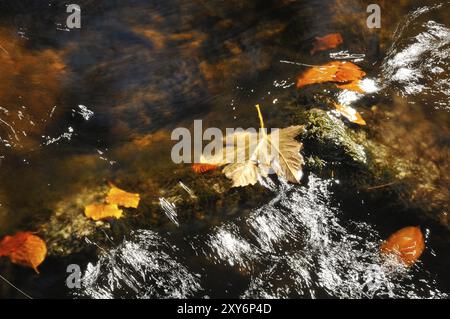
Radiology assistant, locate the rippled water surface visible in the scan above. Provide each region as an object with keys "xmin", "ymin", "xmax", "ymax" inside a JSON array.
[{"xmin": 0, "ymin": 0, "xmax": 449, "ymax": 298}]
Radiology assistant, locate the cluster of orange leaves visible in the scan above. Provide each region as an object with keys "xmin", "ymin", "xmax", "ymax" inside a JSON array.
[
  {"xmin": 297, "ymin": 61, "xmax": 367, "ymax": 125},
  {"xmin": 0, "ymin": 185, "xmax": 141, "ymax": 273},
  {"xmin": 84, "ymin": 184, "xmax": 141, "ymax": 221},
  {"xmin": 297, "ymin": 33, "xmax": 370, "ymax": 125},
  {"xmin": 380, "ymin": 226, "xmax": 425, "ymax": 267}
]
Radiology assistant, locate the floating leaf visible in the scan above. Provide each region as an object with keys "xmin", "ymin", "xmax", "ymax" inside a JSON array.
[
  {"xmin": 106, "ymin": 185, "xmax": 140, "ymax": 208},
  {"xmin": 336, "ymin": 81, "xmax": 364, "ymax": 93},
  {"xmin": 0, "ymin": 232, "xmax": 47, "ymax": 273},
  {"xmin": 310, "ymin": 33, "xmax": 343, "ymax": 55},
  {"xmin": 192, "ymin": 163, "xmax": 218, "ymax": 173},
  {"xmin": 296, "ymin": 61, "xmax": 340, "ymax": 88},
  {"xmin": 85, "ymin": 204, "xmax": 123, "ymax": 221},
  {"xmin": 334, "ymin": 61, "xmax": 366, "ymax": 83},
  {"xmin": 201, "ymin": 105, "xmax": 304, "ymax": 187},
  {"xmin": 334, "ymin": 103, "xmax": 366, "ymax": 125},
  {"xmin": 297, "ymin": 61, "xmax": 366, "ymax": 93},
  {"xmin": 380, "ymin": 226, "xmax": 425, "ymax": 266}
]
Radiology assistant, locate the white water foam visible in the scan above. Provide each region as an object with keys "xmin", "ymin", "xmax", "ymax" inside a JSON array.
[
  {"xmin": 382, "ymin": 4, "xmax": 450, "ymax": 110},
  {"xmin": 75, "ymin": 230, "xmax": 202, "ymax": 299},
  {"xmin": 201, "ymin": 175, "xmax": 447, "ymax": 298}
]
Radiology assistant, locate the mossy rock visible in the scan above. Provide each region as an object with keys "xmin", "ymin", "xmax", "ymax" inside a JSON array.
[{"xmin": 296, "ymin": 108, "xmax": 367, "ymax": 166}]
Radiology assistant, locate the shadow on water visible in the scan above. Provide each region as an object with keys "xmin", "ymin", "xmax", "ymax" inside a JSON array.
[{"xmin": 0, "ymin": 0, "xmax": 449, "ymax": 298}]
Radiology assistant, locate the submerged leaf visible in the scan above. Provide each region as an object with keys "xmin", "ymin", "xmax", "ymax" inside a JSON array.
[
  {"xmin": 334, "ymin": 103, "xmax": 366, "ymax": 125},
  {"xmin": 0, "ymin": 232, "xmax": 47, "ymax": 273},
  {"xmin": 380, "ymin": 226, "xmax": 425, "ymax": 266},
  {"xmin": 310, "ymin": 33, "xmax": 343, "ymax": 55},
  {"xmin": 297, "ymin": 61, "xmax": 366, "ymax": 93},
  {"xmin": 106, "ymin": 185, "xmax": 140, "ymax": 208},
  {"xmin": 192, "ymin": 163, "xmax": 218, "ymax": 174},
  {"xmin": 85, "ymin": 204, "xmax": 124, "ymax": 221}
]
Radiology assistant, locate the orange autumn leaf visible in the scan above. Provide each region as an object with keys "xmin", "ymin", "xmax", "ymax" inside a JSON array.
[
  {"xmin": 106, "ymin": 185, "xmax": 140, "ymax": 208},
  {"xmin": 310, "ymin": 33, "xmax": 343, "ymax": 55},
  {"xmin": 334, "ymin": 103, "xmax": 366, "ymax": 125},
  {"xmin": 297, "ymin": 61, "xmax": 340, "ymax": 88},
  {"xmin": 192, "ymin": 163, "xmax": 218, "ymax": 174},
  {"xmin": 0, "ymin": 232, "xmax": 47, "ymax": 273},
  {"xmin": 336, "ymin": 81, "xmax": 364, "ymax": 93},
  {"xmin": 85, "ymin": 203, "xmax": 124, "ymax": 221},
  {"xmin": 296, "ymin": 61, "xmax": 366, "ymax": 92},
  {"xmin": 334, "ymin": 62, "xmax": 366, "ymax": 83},
  {"xmin": 380, "ymin": 226, "xmax": 425, "ymax": 266}
]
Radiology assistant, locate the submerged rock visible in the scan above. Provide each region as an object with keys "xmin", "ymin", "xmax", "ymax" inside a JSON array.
[
  {"xmin": 36, "ymin": 163, "xmax": 272, "ymax": 257},
  {"xmin": 38, "ymin": 186, "xmax": 110, "ymax": 256},
  {"xmin": 298, "ymin": 108, "xmax": 367, "ymax": 166},
  {"xmin": 293, "ymin": 103, "xmax": 449, "ymax": 229}
]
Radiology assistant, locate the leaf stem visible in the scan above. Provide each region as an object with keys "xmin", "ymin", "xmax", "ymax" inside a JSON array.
[{"xmin": 255, "ymin": 104, "xmax": 265, "ymax": 129}]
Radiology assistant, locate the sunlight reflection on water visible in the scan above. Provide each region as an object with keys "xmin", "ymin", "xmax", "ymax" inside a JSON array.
[{"xmin": 77, "ymin": 176, "xmax": 447, "ymax": 299}]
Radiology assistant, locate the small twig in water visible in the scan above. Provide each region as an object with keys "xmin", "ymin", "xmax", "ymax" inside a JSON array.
[
  {"xmin": 366, "ymin": 182, "xmax": 396, "ymax": 190},
  {"xmin": 279, "ymin": 60, "xmax": 320, "ymax": 68},
  {"xmin": 0, "ymin": 273, "xmax": 33, "ymax": 299}
]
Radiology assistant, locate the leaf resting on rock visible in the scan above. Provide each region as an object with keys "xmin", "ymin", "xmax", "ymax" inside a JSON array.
[
  {"xmin": 85, "ymin": 203, "xmax": 124, "ymax": 221},
  {"xmin": 106, "ymin": 185, "xmax": 140, "ymax": 208},
  {"xmin": 200, "ymin": 105, "xmax": 304, "ymax": 187},
  {"xmin": 334, "ymin": 103, "xmax": 366, "ymax": 125},
  {"xmin": 0, "ymin": 232, "xmax": 47, "ymax": 273}
]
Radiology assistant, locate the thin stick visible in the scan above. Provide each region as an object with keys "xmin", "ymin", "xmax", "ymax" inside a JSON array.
[
  {"xmin": 0, "ymin": 273, "xmax": 33, "ymax": 299},
  {"xmin": 366, "ymin": 182, "xmax": 396, "ymax": 190},
  {"xmin": 279, "ymin": 60, "xmax": 318, "ymax": 68}
]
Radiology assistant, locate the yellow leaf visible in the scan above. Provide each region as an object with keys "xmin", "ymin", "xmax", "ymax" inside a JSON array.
[
  {"xmin": 334, "ymin": 103, "xmax": 366, "ymax": 125},
  {"xmin": 0, "ymin": 232, "xmax": 47, "ymax": 273},
  {"xmin": 85, "ymin": 204, "xmax": 123, "ymax": 221},
  {"xmin": 106, "ymin": 185, "xmax": 140, "ymax": 208}
]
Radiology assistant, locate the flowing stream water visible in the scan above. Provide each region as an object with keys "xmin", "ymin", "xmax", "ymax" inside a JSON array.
[{"xmin": 0, "ymin": 0, "xmax": 449, "ymax": 298}]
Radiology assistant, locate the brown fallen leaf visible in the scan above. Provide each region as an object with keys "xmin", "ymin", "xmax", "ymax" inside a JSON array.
[
  {"xmin": 106, "ymin": 185, "xmax": 140, "ymax": 208},
  {"xmin": 380, "ymin": 226, "xmax": 425, "ymax": 266},
  {"xmin": 310, "ymin": 33, "xmax": 343, "ymax": 55},
  {"xmin": 201, "ymin": 105, "xmax": 304, "ymax": 187},
  {"xmin": 85, "ymin": 204, "xmax": 124, "ymax": 221},
  {"xmin": 192, "ymin": 163, "xmax": 219, "ymax": 174},
  {"xmin": 297, "ymin": 61, "xmax": 366, "ymax": 93},
  {"xmin": 0, "ymin": 232, "xmax": 47, "ymax": 273},
  {"xmin": 334, "ymin": 103, "xmax": 366, "ymax": 125}
]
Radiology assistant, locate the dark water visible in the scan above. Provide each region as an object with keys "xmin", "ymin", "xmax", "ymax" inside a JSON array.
[{"xmin": 0, "ymin": 0, "xmax": 449, "ymax": 298}]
